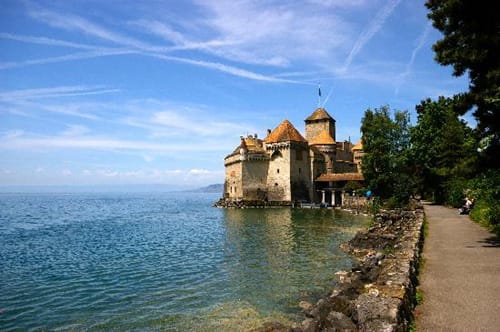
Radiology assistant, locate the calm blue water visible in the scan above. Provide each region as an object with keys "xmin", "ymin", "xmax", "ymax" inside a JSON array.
[{"xmin": 0, "ymin": 192, "xmax": 369, "ymax": 331}]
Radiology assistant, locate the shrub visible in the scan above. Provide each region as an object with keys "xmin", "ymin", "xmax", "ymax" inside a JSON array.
[
  {"xmin": 444, "ymin": 177, "xmax": 468, "ymax": 207},
  {"xmin": 468, "ymin": 170, "xmax": 500, "ymax": 235}
]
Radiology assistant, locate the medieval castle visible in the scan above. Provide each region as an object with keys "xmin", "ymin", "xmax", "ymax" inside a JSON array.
[{"xmin": 223, "ymin": 107, "xmax": 364, "ymax": 206}]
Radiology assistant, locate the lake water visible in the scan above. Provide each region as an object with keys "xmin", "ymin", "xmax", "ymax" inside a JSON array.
[{"xmin": 0, "ymin": 192, "xmax": 370, "ymax": 331}]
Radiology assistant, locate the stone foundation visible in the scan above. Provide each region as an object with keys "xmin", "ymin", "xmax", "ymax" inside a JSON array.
[
  {"xmin": 254, "ymin": 204, "xmax": 425, "ymax": 332},
  {"xmin": 214, "ymin": 198, "xmax": 292, "ymax": 208}
]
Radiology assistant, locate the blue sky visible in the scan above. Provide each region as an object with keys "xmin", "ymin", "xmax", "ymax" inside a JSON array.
[{"xmin": 0, "ymin": 0, "xmax": 468, "ymax": 188}]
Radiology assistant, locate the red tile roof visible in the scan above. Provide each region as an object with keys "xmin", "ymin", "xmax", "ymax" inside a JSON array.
[
  {"xmin": 305, "ymin": 108, "xmax": 333, "ymax": 121},
  {"xmin": 264, "ymin": 120, "xmax": 307, "ymax": 143},
  {"xmin": 315, "ymin": 172, "xmax": 364, "ymax": 182},
  {"xmin": 309, "ymin": 130, "xmax": 336, "ymax": 145},
  {"xmin": 352, "ymin": 140, "xmax": 363, "ymax": 151}
]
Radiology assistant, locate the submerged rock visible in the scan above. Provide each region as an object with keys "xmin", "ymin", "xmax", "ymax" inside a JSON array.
[{"xmin": 260, "ymin": 202, "xmax": 425, "ymax": 332}]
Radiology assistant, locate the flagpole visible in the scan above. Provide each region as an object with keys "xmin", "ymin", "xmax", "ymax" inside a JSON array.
[{"xmin": 318, "ymin": 84, "xmax": 321, "ymax": 108}]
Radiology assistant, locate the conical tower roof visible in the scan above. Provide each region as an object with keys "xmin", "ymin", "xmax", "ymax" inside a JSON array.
[
  {"xmin": 309, "ymin": 130, "xmax": 336, "ymax": 145},
  {"xmin": 264, "ymin": 120, "xmax": 307, "ymax": 143},
  {"xmin": 352, "ymin": 140, "xmax": 363, "ymax": 151},
  {"xmin": 305, "ymin": 107, "xmax": 334, "ymax": 121}
]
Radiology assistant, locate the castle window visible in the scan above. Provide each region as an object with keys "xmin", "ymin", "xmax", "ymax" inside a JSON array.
[
  {"xmin": 277, "ymin": 168, "xmax": 280, "ymax": 174},
  {"xmin": 299, "ymin": 168, "xmax": 301, "ymax": 174},
  {"xmin": 275, "ymin": 183, "xmax": 278, "ymax": 186},
  {"xmin": 271, "ymin": 150, "xmax": 282, "ymax": 160}
]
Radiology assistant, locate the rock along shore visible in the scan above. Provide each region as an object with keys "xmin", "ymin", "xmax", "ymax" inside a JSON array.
[{"xmin": 255, "ymin": 203, "xmax": 425, "ymax": 332}]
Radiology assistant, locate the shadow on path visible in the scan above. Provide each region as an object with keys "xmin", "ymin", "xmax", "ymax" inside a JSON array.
[{"xmin": 478, "ymin": 235, "xmax": 500, "ymax": 248}]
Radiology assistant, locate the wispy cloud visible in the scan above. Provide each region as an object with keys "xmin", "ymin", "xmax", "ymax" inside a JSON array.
[
  {"xmin": 194, "ymin": 0, "xmax": 353, "ymax": 66},
  {"xmin": 3, "ymin": 1, "xmax": 361, "ymax": 83},
  {"xmin": 343, "ymin": 0, "xmax": 402, "ymax": 71},
  {"xmin": 0, "ymin": 86, "xmax": 120, "ymax": 101},
  {"xmin": 0, "ymin": 32, "xmax": 104, "ymax": 50},
  {"xmin": 0, "ymin": 49, "xmax": 136, "ymax": 70},
  {"xmin": 121, "ymin": 102, "xmax": 260, "ymax": 138},
  {"xmin": 26, "ymin": 4, "xmax": 153, "ymax": 50},
  {"xmin": 146, "ymin": 52, "xmax": 301, "ymax": 84},
  {"xmin": 0, "ymin": 86, "xmax": 120, "ymax": 120},
  {"xmin": 78, "ymin": 167, "xmax": 224, "ymax": 185},
  {"xmin": 0, "ymin": 133, "xmax": 227, "ymax": 152},
  {"xmin": 61, "ymin": 125, "xmax": 90, "ymax": 137},
  {"xmin": 395, "ymin": 22, "xmax": 432, "ymax": 95}
]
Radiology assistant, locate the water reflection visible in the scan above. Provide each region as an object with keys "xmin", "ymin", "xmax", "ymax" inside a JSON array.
[{"xmin": 222, "ymin": 208, "xmax": 369, "ymax": 314}]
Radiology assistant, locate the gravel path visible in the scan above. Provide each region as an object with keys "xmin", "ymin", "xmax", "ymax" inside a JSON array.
[{"xmin": 414, "ymin": 204, "xmax": 500, "ymax": 331}]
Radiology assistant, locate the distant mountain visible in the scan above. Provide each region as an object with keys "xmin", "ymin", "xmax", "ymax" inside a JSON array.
[{"xmin": 192, "ymin": 183, "xmax": 224, "ymax": 193}]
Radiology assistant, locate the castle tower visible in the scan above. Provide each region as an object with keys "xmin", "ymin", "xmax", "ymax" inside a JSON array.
[
  {"xmin": 264, "ymin": 120, "xmax": 311, "ymax": 202},
  {"xmin": 309, "ymin": 130, "xmax": 336, "ymax": 173},
  {"xmin": 304, "ymin": 107, "xmax": 336, "ymax": 142}
]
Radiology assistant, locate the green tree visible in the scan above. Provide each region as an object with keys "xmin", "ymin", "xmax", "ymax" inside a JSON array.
[
  {"xmin": 426, "ymin": 0, "xmax": 500, "ymax": 168},
  {"xmin": 411, "ymin": 97, "xmax": 477, "ymax": 203},
  {"xmin": 361, "ymin": 106, "xmax": 412, "ymax": 206}
]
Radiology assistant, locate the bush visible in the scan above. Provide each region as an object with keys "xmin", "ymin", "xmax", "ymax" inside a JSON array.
[
  {"xmin": 468, "ymin": 170, "xmax": 500, "ymax": 235},
  {"xmin": 444, "ymin": 177, "xmax": 468, "ymax": 207}
]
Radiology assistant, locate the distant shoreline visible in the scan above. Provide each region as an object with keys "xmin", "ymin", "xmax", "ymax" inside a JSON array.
[{"xmin": 0, "ymin": 183, "xmax": 224, "ymax": 194}]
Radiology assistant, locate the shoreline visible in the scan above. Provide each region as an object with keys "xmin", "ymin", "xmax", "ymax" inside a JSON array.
[{"xmin": 255, "ymin": 203, "xmax": 425, "ymax": 332}]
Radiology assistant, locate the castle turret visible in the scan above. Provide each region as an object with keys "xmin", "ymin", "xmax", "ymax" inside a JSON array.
[
  {"xmin": 239, "ymin": 136, "xmax": 248, "ymax": 161},
  {"xmin": 305, "ymin": 107, "xmax": 336, "ymax": 142},
  {"xmin": 264, "ymin": 120, "xmax": 311, "ymax": 202},
  {"xmin": 309, "ymin": 130, "xmax": 336, "ymax": 173}
]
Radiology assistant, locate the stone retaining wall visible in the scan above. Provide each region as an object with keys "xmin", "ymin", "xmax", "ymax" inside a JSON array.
[{"xmin": 256, "ymin": 204, "xmax": 425, "ymax": 332}]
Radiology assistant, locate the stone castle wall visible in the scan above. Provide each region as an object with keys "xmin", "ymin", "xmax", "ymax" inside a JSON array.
[
  {"xmin": 305, "ymin": 121, "xmax": 335, "ymax": 142},
  {"xmin": 290, "ymin": 147, "xmax": 313, "ymax": 201},
  {"xmin": 266, "ymin": 148, "xmax": 292, "ymax": 201},
  {"xmin": 224, "ymin": 156, "xmax": 243, "ymax": 199},
  {"xmin": 242, "ymin": 159, "xmax": 269, "ymax": 200}
]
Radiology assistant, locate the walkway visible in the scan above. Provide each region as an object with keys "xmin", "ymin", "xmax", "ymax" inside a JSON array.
[{"xmin": 415, "ymin": 204, "xmax": 500, "ymax": 331}]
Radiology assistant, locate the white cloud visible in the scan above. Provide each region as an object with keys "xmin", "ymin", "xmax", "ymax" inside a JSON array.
[
  {"xmin": 5, "ymin": 1, "xmax": 367, "ymax": 83},
  {"xmin": 26, "ymin": 5, "xmax": 152, "ymax": 50},
  {"xmin": 0, "ymin": 32, "xmax": 105, "ymax": 50},
  {"xmin": 192, "ymin": 0, "xmax": 353, "ymax": 66},
  {"xmin": 307, "ymin": 0, "xmax": 369, "ymax": 7},
  {"xmin": 0, "ymin": 49, "xmax": 136, "ymax": 70},
  {"xmin": 0, "ymin": 85, "xmax": 119, "ymax": 101},
  {"xmin": 74, "ymin": 167, "xmax": 223, "ymax": 186},
  {"xmin": 3, "ymin": 130, "xmax": 25, "ymax": 139},
  {"xmin": 189, "ymin": 168, "xmax": 211, "ymax": 175},
  {"xmin": 62, "ymin": 169, "xmax": 72, "ymax": 176},
  {"xmin": 0, "ymin": 133, "xmax": 229, "ymax": 153},
  {"xmin": 150, "ymin": 110, "xmax": 251, "ymax": 136},
  {"xmin": 142, "ymin": 154, "xmax": 154, "ymax": 162},
  {"xmin": 343, "ymin": 0, "xmax": 402, "ymax": 72},
  {"xmin": 61, "ymin": 125, "xmax": 90, "ymax": 137},
  {"xmin": 395, "ymin": 22, "xmax": 432, "ymax": 95},
  {"xmin": 96, "ymin": 169, "xmax": 119, "ymax": 177}
]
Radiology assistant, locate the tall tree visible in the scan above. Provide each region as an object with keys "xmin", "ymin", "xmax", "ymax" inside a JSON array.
[
  {"xmin": 411, "ymin": 97, "xmax": 477, "ymax": 203},
  {"xmin": 426, "ymin": 0, "xmax": 500, "ymax": 167},
  {"xmin": 361, "ymin": 106, "xmax": 412, "ymax": 205}
]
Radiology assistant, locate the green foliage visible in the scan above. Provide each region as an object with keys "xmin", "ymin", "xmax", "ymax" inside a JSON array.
[
  {"xmin": 361, "ymin": 106, "xmax": 413, "ymax": 207},
  {"xmin": 344, "ymin": 181, "xmax": 363, "ymax": 192},
  {"xmin": 444, "ymin": 177, "xmax": 469, "ymax": 207},
  {"xmin": 415, "ymin": 289, "xmax": 423, "ymax": 306},
  {"xmin": 468, "ymin": 170, "xmax": 500, "ymax": 235},
  {"xmin": 426, "ymin": 0, "xmax": 500, "ymax": 169},
  {"xmin": 410, "ymin": 97, "xmax": 477, "ymax": 203},
  {"xmin": 370, "ymin": 197, "xmax": 382, "ymax": 215}
]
